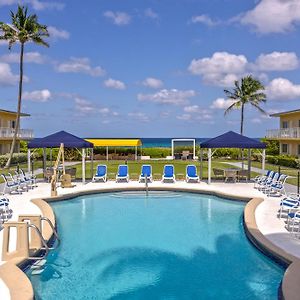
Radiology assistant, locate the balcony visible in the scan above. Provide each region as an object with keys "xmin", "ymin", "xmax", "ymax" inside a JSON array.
[
  {"xmin": 266, "ymin": 127, "xmax": 300, "ymax": 139},
  {"xmin": 0, "ymin": 128, "xmax": 34, "ymax": 140}
]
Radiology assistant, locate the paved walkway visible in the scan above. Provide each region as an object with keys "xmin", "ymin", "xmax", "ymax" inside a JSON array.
[{"xmin": 222, "ymin": 161, "xmax": 298, "ymax": 194}]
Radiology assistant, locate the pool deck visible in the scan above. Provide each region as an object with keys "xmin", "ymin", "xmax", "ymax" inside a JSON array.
[{"xmin": 0, "ymin": 180, "xmax": 300, "ymax": 299}]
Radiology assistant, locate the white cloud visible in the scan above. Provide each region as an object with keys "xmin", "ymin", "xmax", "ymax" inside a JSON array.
[
  {"xmin": 138, "ymin": 89, "xmax": 196, "ymax": 105},
  {"xmin": 266, "ymin": 78, "xmax": 300, "ymax": 100},
  {"xmin": 23, "ymin": 89, "xmax": 51, "ymax": 102},
  {"xmin": 0, "ymin": 0, "xmax": 64, "ymax": 10},
  {"xmin": 128, "ymin": 112, "xmax": 149, "ymax": 122},
  {"xmin": 144, "ymin": 8, "xmax": 159, "ymax": 20},
  {"xmin": 177, "ymin": 111, "xmax": 213, "ymax": 122},
  {"xmin": 48, "ymin": 26, "xmax": 70, "ymax": 40},
  {"xmin": 190, "ymin": 14, "xmax": 219, "ymax": 26},
  {"xmin": 188, "ymin": 52, "xmax": 248, "ymax": 86},
  {"xmin": 103, "ymin": 11, "xmax": 131, "ymax": 26},
  {"xmin": 0, "ymin": 62, "xmax": 19, "ymax": 86},
  {"xmin": 256, "ymin": 52, "xmax": 299, "ymax": 71},
  {"xmin": 142, "ymin": 77, "xmax": 163, "ymax": 89},
  {"xmin": 104, "ymin": 78, "xmax": 126, "ymax": 90},
  {"xmin": 177, "ymin": 114, "xmax": 192, "ymax": 121},
  {"xmin": 56, "ymin": 57, "xmax": 106, "ymax": 77},
  {"xmin": 240, "ymin": 0, "xmax": 300, "ymax": 34},
  {"xmin": 0, "ymin": 51, "xmax": 46, "ymax": 64},
  {"xmin": 210, "ymin": 98, "xmax": 236, "ymax": 109}
]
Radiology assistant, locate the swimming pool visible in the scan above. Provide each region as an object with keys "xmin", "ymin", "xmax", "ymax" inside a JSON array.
[{"xmin": 27, "ymin": 191, "xmax": 284, "ymax": 299}]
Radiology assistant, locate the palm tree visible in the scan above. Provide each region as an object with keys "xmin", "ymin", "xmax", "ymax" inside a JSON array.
[
  {"xmin": 0, "ymin": 5, "xmax": 49, "ymax": 168},
  {"xmin": 224, "ymin": 75, "xmax": 267, "ymax": 135}
]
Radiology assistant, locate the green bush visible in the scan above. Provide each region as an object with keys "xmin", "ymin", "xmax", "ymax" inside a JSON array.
[
  {"xmin": 0, "ymin": 153, "xmax": 28, "ymax": 167},
  {"xmin": 260, "ymin": 138, "xmax": 280, "ymax": 155},
  {"xmin": 267, "ymin": 155, "xmax": 298, "ymax": 168},
  {"xmin": 142, "ymin": 147, "xmax": 171, "ymax": 158}
]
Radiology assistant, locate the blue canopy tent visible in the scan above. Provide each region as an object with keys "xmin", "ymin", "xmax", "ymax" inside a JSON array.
[
  {"xmin": 28, "ymin": 131, "xmax": 94, "ymax": 184},
  {"xmin": 200, "ymin": 131, "xmax": 266, "ymax": 184}
]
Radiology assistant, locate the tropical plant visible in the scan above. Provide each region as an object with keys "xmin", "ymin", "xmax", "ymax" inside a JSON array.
[
  {"xmin": 224, "ymin": 75, "xmax": 267, "ymax": 135},
  {"xmin": 0, "ymin": 5, "xmax": 49, "ymax": 168}
]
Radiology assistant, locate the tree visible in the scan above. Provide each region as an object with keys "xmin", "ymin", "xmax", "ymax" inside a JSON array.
[
  {"xmin": 0, "ymin": 5, "xmax": 49, "ymax": 168},
  {"xmin": 224, "ymin": 75, "xmax": 267, "ymax": 135}
]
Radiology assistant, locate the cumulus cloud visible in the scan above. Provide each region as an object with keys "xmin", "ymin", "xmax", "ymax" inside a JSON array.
[
  {"xmin": 0, "ymin": 51, "xmax": 46, "ymax": 64},
  {"xmin": 190, "ymin": 14, "xmax": 219, "ymax": 26},
  {"xmin": 188, "ymin": 52, "xmax": 248, "ymax": 86},
  {"xmin": 177, "ymin": 114, "xmax": 191, "ymax": 121},
  {"xmin": 239, "ymin": 0, "xmax": 300, "ymax": 34},
  {"xmin": 23, "ymin": 89, "xmax": 52, "ymax": 102},
  {"xmin": 104, "ymin": 78, "xmax": 126, "ymax": 90},
  {"xmin": 266, "ymin": 78, "xmax": 300, "ymax": 100},
  {"xmin": 210, "ymin": 98, "xmax": 236, "ymax": 109},
  {"xmin": 0, "ymin": 0, "xmax": 64, "ymax": 10},
  {"xmin": 138, "ymin": 89, "xmax": 196, "ymax": 105},
  {"xmin": 0, "ymin": 62, "xmax": 19, "ymax": 86},
  {"xmin": 255, "ymin": 52, "xmax": 299, "ymax": 71},
  {"xmin": 48, "ymin": 26, "xmax": 70, "ymax": 40},
  {"xmin": 128, "ymin": 112, "xmax": 149, "ymax": 122},
  {"xmin": 144, "ymin": 8, "xmax": 159, "ymax": 20},
  {"xmin": 103, "ymin": 11, "xmax": 131, "ymax": 26},
  {"xmin": 56, "ymin": 57, "xmax": 106, "ymax": 77},
  {"xmin": 142, "ymin": 77, "xmax": 163, "ymax": 89}
]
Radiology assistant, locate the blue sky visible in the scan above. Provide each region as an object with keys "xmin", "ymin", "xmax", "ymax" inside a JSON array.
[{"xmin": 1, "ymin": 0, "xmax": 300, "ymax": 138}]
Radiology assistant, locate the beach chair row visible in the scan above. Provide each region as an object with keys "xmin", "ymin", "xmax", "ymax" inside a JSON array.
[
  {"xmin": 92, "ymin": 164, "xmax": 200, "ymax": 183},
  {"xmin": 0, "ymin": 196, "xmax": 13, "ymax": 226},
  {"xmin": 1, "ymin": 169, "xmax": 37, "ymax": 195},
  {"xmin": 253, "ymin": 170, "xmax": 288, "ymax": 197}
]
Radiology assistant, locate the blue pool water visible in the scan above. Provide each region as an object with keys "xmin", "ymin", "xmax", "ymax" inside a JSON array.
[{"xmin": 27, "ymin": 192, "xmax": 284, "ymax": 299}]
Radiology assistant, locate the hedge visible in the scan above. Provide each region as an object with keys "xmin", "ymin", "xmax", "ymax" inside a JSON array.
[
  {"xmin": 0, "ymin": 153, "xmax": 28, "ymax": 167},
  {"xmin": 267, "ymin": 155, "xmax": 300, "ymax": 168}
]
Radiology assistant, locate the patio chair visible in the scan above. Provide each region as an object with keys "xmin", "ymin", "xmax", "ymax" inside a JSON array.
[
  {"xmin": 162, "ymin": 165, "xmax": 176, "ymax": 183},
  {"xmin": 0, "ymin": 196, "xmax": 13, "ymax": 223},
  {"xmin": 116, "ymin": 165, "xmax": 129, "ymax": 183},
  {"xmin": 1, "ymin": 174, "xmax": 20, "ymax": 194},
  {"xmin": 237, "ymin": 169, "xmax": 248, "ymax": 182},
  {"xmin": 266, "ymin": 174, "xmax": 288, "ymax": 197},
  {"xmin": 15, "ymin": 170, "xmax": 33, "ymax": 189},
  {"xmin": 44, "ymin": 167, "xmax": 54, "ymax": 182},
  {"xmin": 181, "ymin": 151, "xmax": 190, "ymax": 160},
  {"xmin": 254, "ymin": 170, "xmax": 273, "ymax": 189},
  {"xmin": 224, "ymin": 170, "xmax": 237, "ymax": 183},
  {"xmin": 20, "ymin": 169, "xmax": 37, "ymax": 187},
  {"xmin": 287, "ymin": 210, "xmax": 300, "ymax": 235},
  {"xmin": 258, "ymin": 172, "xmax": 279, "ymax": 191},
  {"xmin": 186, "ymin": 165, "xmax": 199, "ymax": 183},
  {"xmin": 278, "ymin": 193, "xmax": 300, "ymax": 218},
  {"xmin": 93, "ymin": 165, "xmax": 107, "ymax": 182},
  {"xmin": 139, "ymin": 165, "xmax": 152, "ymax": 183},
  {"xmin": 213, "ymin": 168, "xmax": 224, "ymax": 180}
]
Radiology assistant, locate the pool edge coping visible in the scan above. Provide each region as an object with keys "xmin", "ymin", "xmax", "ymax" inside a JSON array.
[{"xmin": 1, "ymin": 186, "xmax": 299, "ymax": 300}]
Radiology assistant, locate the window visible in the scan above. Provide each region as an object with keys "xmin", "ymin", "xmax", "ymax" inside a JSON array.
[
  {"xmin": 298, "ymin": 120, "xmax": 300, "ymax": 127},
  {"xmin": 282, "ymin": 144, "xmax": 288, "ymax": 154},
  {"xmin": 282, "ymin": 121, "xmax": 289, "ymax": 128},
  {"xmin": 298, "ymin": 145, "xmax": 300, "ymax": 156},
  {"xmin": 10, "ymin": 120, "xmax": 16, "ymax": 129}
]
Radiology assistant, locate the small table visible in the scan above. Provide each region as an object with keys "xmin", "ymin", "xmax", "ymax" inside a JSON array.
[{"xmin": 223, "ymin": 168, "xmax": 240, "ymax": 183}]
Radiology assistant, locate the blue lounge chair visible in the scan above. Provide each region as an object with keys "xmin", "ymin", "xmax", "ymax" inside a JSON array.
[
  {"xmin": 116, "ymin": 165, "xmax": 129, "ymax": 183},
  {"xmin": 186, "ymin": 165, "xmax": 199, "ymax": 183},
  {"xmin": 139, "ymin": 165, "xmax": 152, "ymax": 183},
  {"xmin": 254, "ymin": 170, "xmax": 273, "ymax": 189},
  {"xmin": 93, "ymin": 165, "xmax": 107, "ymax": 182},
  {"xmin": 162, "ymin": 165, "xmax": 175, "ymax": 183},
  {"xmin": 265, "ymin": 174, "xmax": 288, "ymax": 197},
  {"xmin": 0, "ymin": 196, "xmax": 13, "ymax": 223},
  {"xmin": 1, "ymin": 174, "xmax": 20, "ymax": 194}
]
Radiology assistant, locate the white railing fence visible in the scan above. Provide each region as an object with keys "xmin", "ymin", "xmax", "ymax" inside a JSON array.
[
  {"xmin": 266, "ymin": 127, "xmax": 300, "ymax": 139},
  {"xmin": 0, "ymin": 128, "xmax": 34, "ymax": 139}
]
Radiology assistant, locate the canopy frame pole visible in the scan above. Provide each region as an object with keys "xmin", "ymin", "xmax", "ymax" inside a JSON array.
[
  {"xmin": 171, "ymin": 139, "xmax": 174, "ymax": 159},
  {"xmin": 247, "ymin": 149, "xmax": 251, "ymax": 181},
  {"xmin": 193, "ymin": 140, "xmax": 196, "ymax": 160},
  {"xmin": 200, "ymin": 148, "xmax": 203, "ymax": 180},
  {"xmin": 50, "ymin": 148, "xmax": 53, "ymax": 167},
  {"xmin": 106, "ymin": 146, "xmax": 108, "ymax": 161},
  {"xmin": 208, "ymin": 148, "xmax": 212, "ymax": 185},
  {"xmin": 90, "ymin": 148, "xmax": 94, "ymax": 179},
  {"xmin": 135, "ymin": 146, "xmax": 137, "ymax": 161},
  {"xmin": 27, "ymin": 149, "xmax": 31, "ymax": 173},
  {"xmin": 42, "ymin": 148, "xmax": 46, "ymax": 172},
  {"xmin": 82, "ymin": 148, "xmax": 86, "ymax": 184},
  {"xmin": 262, "ymin": 149, "xmax": 266, "ymax": 174}
]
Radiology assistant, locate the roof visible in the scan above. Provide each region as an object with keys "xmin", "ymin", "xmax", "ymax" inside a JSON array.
[
  {"xmin": 270, "ymin": 109, "xmax": 300, "ymax": 117},
  {"xmin": 85, "ymin": 139, "xmax": 142, "ymax": 147},
  {"xmin": 28, "ymin": 131, "xmax": 93, "ymax": 149},
  {"xmin": 0, "ymin": 109, "xmax": 30, "ymax": 117},
  {"xmin": 200, "ymin": 131, "xmax": 266, "ymax": 149}
]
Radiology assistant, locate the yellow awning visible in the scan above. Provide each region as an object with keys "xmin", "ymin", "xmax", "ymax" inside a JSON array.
[{"xmin": 85, "ymin": 139, "xmax": 142, "ymax": 147}]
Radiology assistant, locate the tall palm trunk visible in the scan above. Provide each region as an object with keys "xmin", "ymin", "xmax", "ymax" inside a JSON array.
[
  {"xmin": 240, "ymin": 103, "xmax": 244, "ymax": 135},
  {"xmin": 5, "ymin": 42, "xmax": 24, "ymax": 168}
]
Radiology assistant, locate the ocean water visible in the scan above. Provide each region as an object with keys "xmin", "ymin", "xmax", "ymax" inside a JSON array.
[{"xmin": 27, "ymin": 192, "xmax": 283, "ymax": 300}]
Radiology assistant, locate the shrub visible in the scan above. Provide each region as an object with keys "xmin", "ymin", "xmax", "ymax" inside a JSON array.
[
  {"xmin": 267, "ymin": 155, "xmax": 298, "ymax": 168},
  {"xmin": 0, "ymin": 153, "xmax": 28, "ymax": 167},
  {"xmin": 260, "ymin": 138, "xmax": 280, "ymax": 155},
  {"xmin": 142, "ymin": 147, "xmax": 171, "ymax": 158}
]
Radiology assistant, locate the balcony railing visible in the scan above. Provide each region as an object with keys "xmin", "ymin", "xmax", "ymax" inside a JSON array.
[
  {"xmin": 0, "ymin": 128, "xmax": 34, "ymax": 139},
  {"xmin": 266, "ymin": 127, "xmax": 300, "ymax": 139}
]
